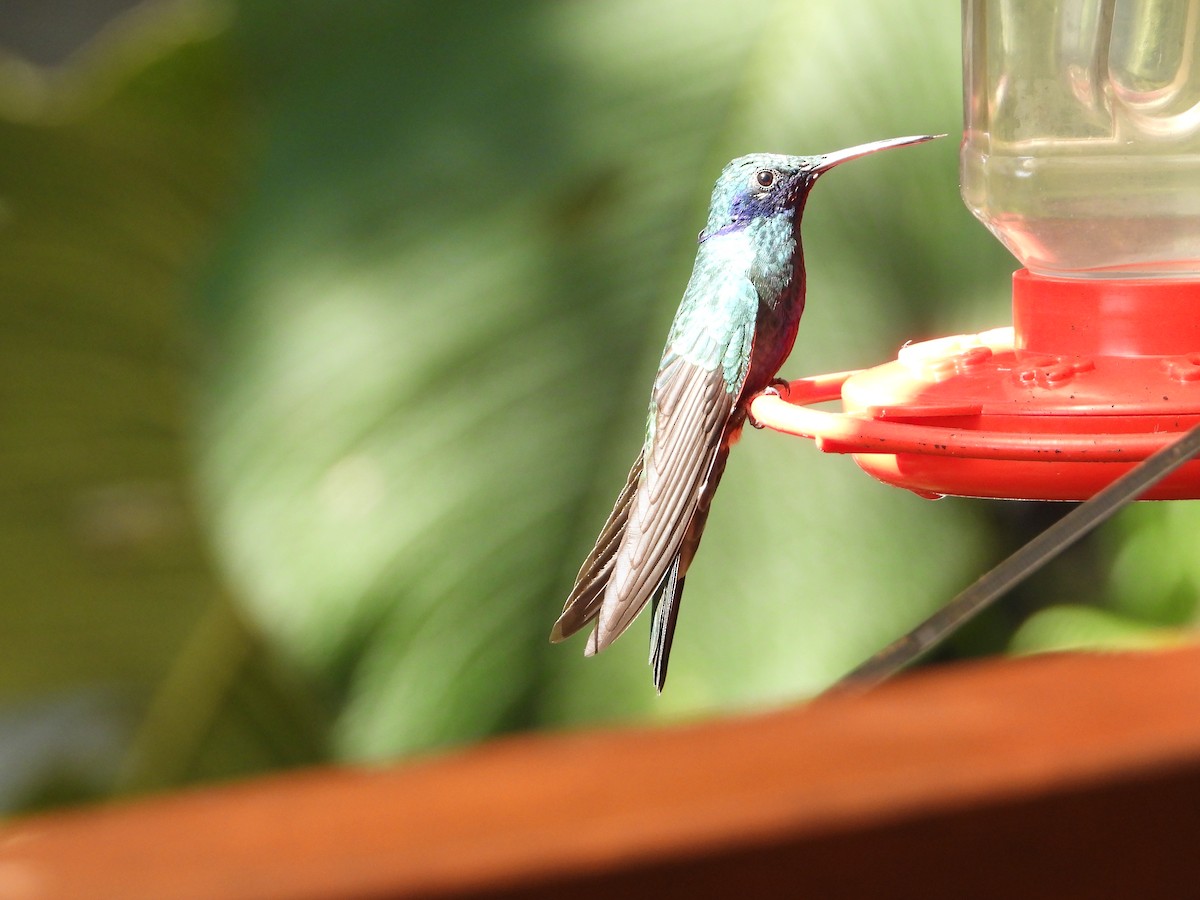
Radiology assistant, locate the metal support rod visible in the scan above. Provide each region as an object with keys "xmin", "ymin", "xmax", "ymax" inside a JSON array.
[{"xmin": 829, "ymin": 422, "xmax": 1200, "ymax": 694}]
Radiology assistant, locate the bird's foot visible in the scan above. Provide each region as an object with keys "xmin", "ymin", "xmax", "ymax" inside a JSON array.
[
  {"xmin": 766, "ymin": 378, "xmax": 791, "ymax": 398},
  {"xmin": 747, "ymin": 379, "xmax": 791, "ymax": 429}
]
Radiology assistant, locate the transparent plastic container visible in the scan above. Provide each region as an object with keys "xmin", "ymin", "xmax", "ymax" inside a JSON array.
[{"xmin": 962, "ymin": 0, "xmax": 1200, "ymax": 278}]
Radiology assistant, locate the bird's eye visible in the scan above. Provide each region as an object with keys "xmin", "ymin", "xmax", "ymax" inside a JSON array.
[{"xmin": 754, "ymin": 169, "xmax": 776, "ymax": 189}]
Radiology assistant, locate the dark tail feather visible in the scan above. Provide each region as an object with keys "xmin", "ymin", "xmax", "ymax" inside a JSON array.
[
  {"xmin": 649, "ymin": 559, "xmax": 684, "ymax": 692},
  {"xmin": 648, "ymin": 445, "xmax": 730, "ymax": 690}
]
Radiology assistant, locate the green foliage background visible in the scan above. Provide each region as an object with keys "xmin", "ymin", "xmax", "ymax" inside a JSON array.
[{"xmin": 1, "ymin": 0, "xmax": 1194, "ymax": 812}]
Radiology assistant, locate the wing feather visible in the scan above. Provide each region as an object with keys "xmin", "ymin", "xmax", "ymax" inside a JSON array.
[
  {"xmin": 591, "ymin": 358, "xmax": 733, "ymax": 649},
  {"xmin": 550, "ymin": 452, "xmax": 644, "ymax": 642}
]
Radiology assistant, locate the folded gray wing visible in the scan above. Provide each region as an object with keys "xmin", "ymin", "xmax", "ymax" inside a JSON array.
[
  {"xmin": 550, "ymin": 452, "xmax": 644, "ymax": 642},
  {"xmin": 589, "ymin": 356, "xmax": 734, "ymax": 652}
]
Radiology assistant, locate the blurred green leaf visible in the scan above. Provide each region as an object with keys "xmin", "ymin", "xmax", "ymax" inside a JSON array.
[
  {"xmin": 1105, "ymin": 502, "xmax": 1200, "ymax": 626},
  {"xmin": 1010, "ymin": 605, "xmax": 1189, "ymax": 656},
  {"xmin": 0, "ymin": 0, "xmax": 326, "ymax": 809}
]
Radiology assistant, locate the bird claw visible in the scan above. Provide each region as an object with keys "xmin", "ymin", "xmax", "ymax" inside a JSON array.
[{"xmin": 747, "ymin": 379, "xmax": 791, "ymax": 429}]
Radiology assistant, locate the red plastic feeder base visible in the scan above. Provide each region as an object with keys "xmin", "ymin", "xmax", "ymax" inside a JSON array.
[{"xmin": 749, "ymin": 270, "xmax": 1200, "ymax": 501}]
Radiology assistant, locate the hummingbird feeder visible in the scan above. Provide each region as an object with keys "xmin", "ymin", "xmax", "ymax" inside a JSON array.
[{"xmin": 751, "ymin": 0, "xmax": 1200, "ymax": 501}]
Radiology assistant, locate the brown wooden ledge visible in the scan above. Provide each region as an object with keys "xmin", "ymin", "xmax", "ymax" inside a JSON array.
[{"xmin": 3, "ymin": 646, "xmax": 1200, "ymax": 899}]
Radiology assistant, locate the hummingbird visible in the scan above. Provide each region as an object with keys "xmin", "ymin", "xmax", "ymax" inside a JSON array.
[{"xmin": 550, "ymin": 133, "xmax": 942, "ymax": 691}]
